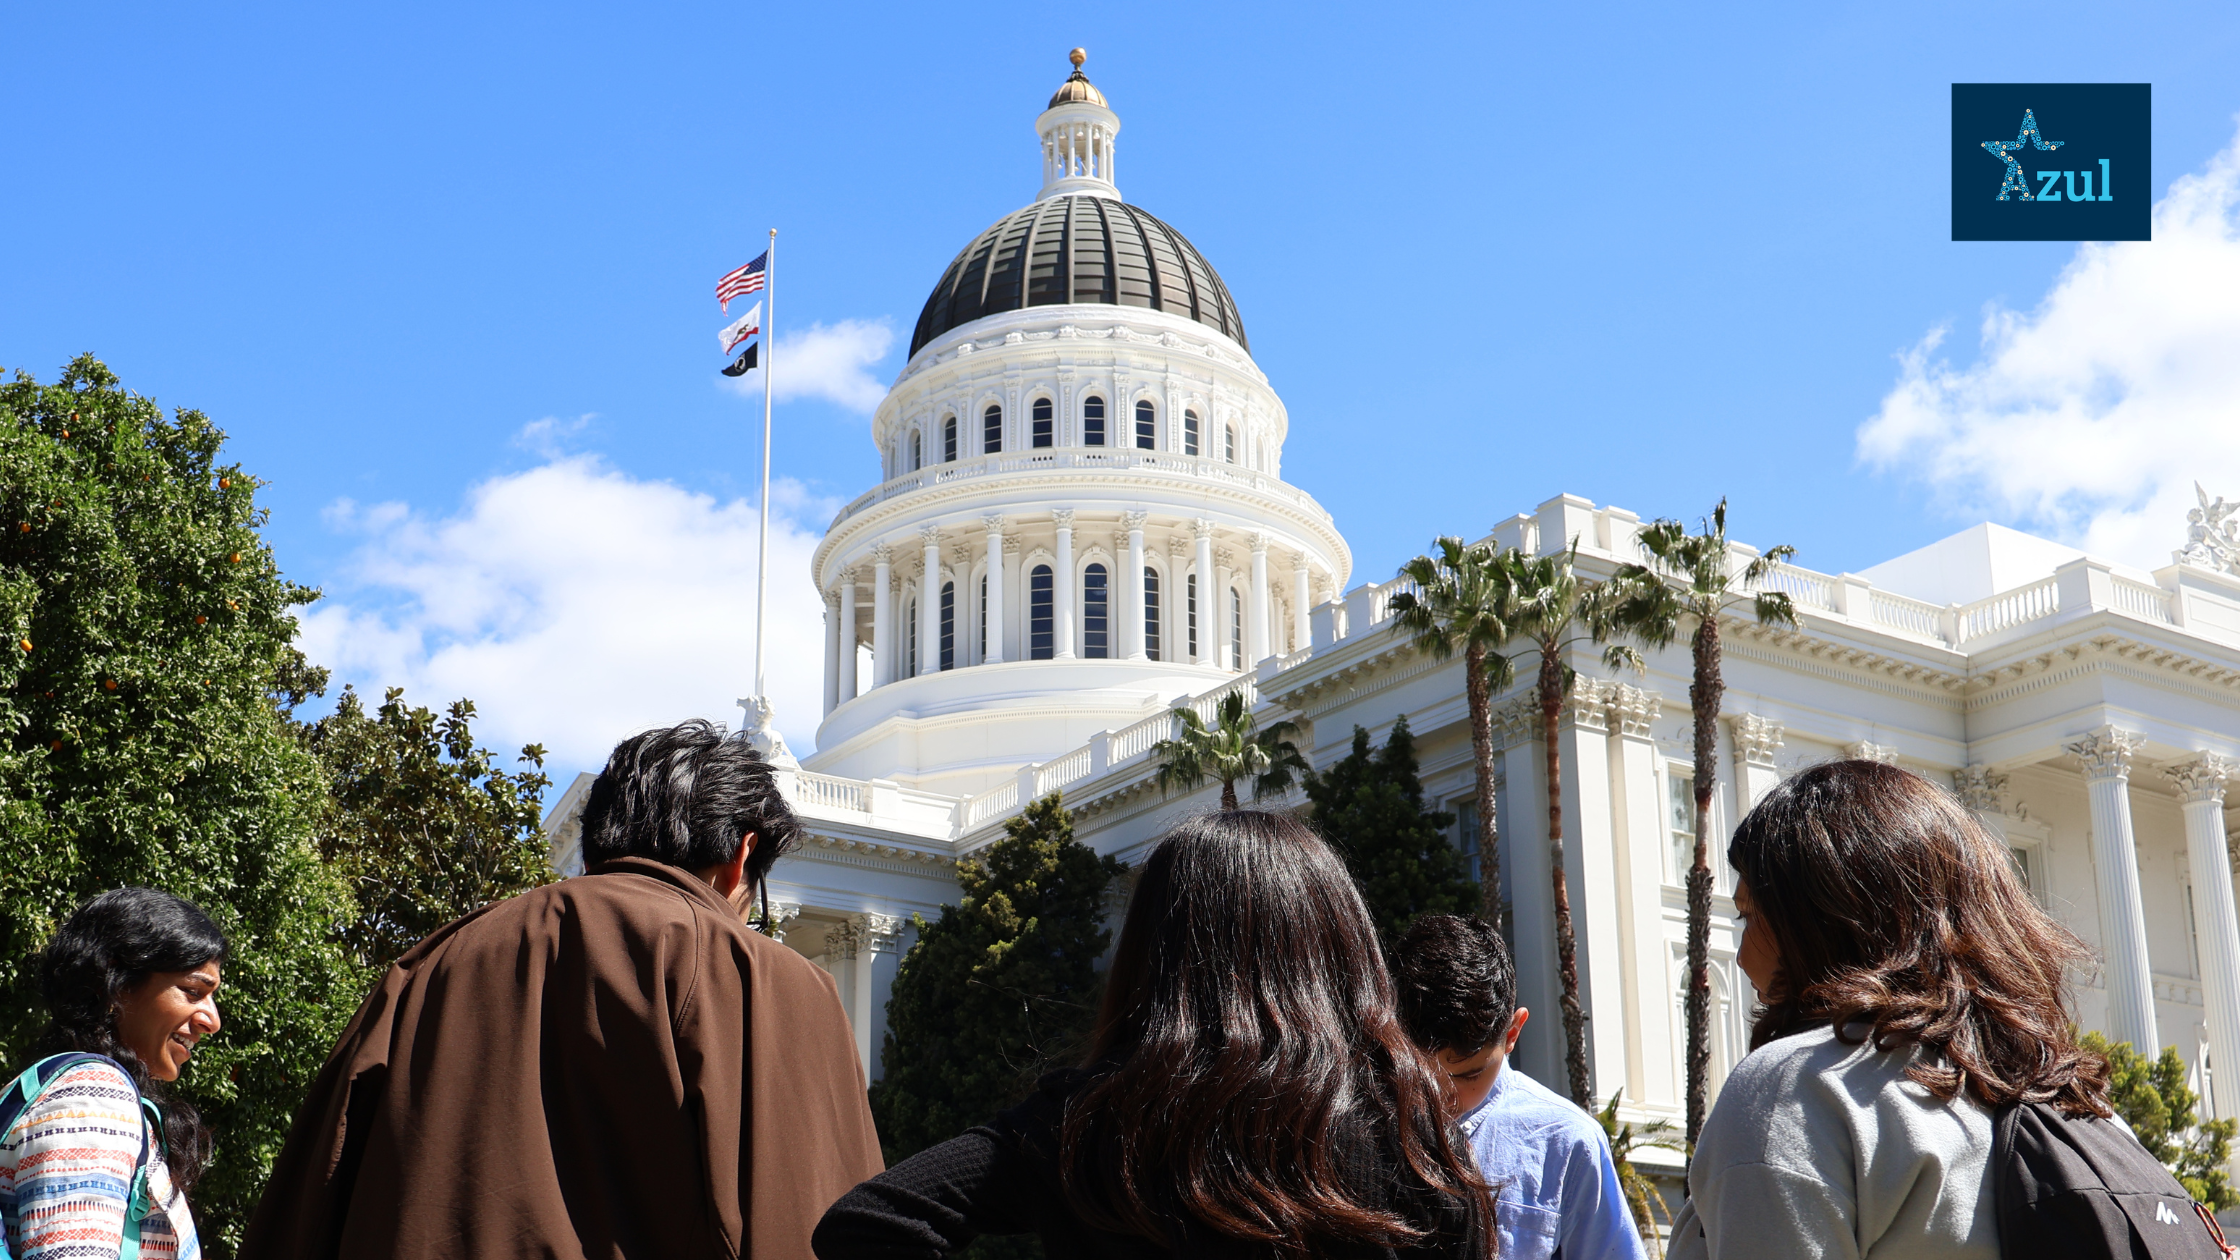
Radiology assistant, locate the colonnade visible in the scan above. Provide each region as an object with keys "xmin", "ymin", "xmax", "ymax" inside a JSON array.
[{"xmin": 820, "ymin": 512, "xmax": 1328, "ymax": 714}]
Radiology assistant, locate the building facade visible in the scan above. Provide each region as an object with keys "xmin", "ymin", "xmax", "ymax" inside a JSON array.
[{"xmin": 550, "ymin": 56, "xmax": 2240, "ymax": 1176}]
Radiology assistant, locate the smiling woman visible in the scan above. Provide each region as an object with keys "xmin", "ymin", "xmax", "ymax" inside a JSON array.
[{"xmin": 1, "ymin": 888, "xmax": 228, "ymax": 1260}]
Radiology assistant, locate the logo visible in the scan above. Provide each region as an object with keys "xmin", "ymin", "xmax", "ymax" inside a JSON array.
[
  {"xmin": 2155, "ymin": 1201, "xmax": 2184, "ymax": 1225},
  {"xmin": 1951, "ymin": 84, "xmax": 2150, "ymax": 241}
]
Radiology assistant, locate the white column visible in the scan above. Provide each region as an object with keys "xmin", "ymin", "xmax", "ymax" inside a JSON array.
[
  {"xmin": 822, "ymin": 592, "xmax": 840, "ymax": 716},
  {"xmin": 1248, "ymin": 534, "xmax": 1270, "ymax": 665},
  {"xmin": 982, "ymin": 515, "xmax": 1006, "ymax": 665},
  {"xmin": 1559, "ymin": 680, "xmax": 1627, "ymax": 1102},
  {"xmin": 1193, "ymin": 520, "xmax": 1216, "ymax": 666},
  {"xmin": 918, "ymin": 525, "xmax": 942, "ymax": 676},
  {"xmin": 870, "ymin": 545, "xmax": 893, "ymax": 688},
  {"xmin": 840, "ymin": 913, "xmax": 904, "ymax": 1079},
  {"xmin": 1052, "ymin": 510, "xmax": 1077, "ymax": 659},
  {"xmin": 1731, "ymin": 713, "xmax": 1785, "ymax": 813},
  {"xmin": 2172, "ymin": 754, "xmax": 2240, "ymax": 1116},
  {"xmin": 2070, "ymin": 727, "xmax": 2158, "ymax": 1054},
  {"xmin": 1610, "ymin": 685, "xmax": 1674, "ymax": 1105},
  {"xmin": 1499, "ymin": 700, "xmax": 1563, "ymax": 1081},
  {"xmin": 1292, "ymin": 562, "xmax": 1312, "ymax": 655},
  {"xmin": 1124, "ymin": 511, "xmax": 1148, "ymax": 660},
  {"xmin": 838, "ymin": 568, "xmax": 859, "ymax": 701}
]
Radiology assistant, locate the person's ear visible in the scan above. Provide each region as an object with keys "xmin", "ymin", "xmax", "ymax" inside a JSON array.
[
  {"xmin": 716, "ymin": 832, "xmax": 755, "ymax": 896},
  {"xmin": 1505, "ymin": 1007, "xmax": 1530, "ymax": 1053}
]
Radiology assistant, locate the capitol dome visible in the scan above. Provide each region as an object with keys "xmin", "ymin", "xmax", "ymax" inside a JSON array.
[{"xmin": 909, "ymin": 199, "xmax": 1248, "ymax": 357}]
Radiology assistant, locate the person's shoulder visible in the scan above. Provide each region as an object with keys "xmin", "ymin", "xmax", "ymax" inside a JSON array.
[
  {"xmin": 17, "ymin": 1056, "xmax": 140, "ymax": 1127},
  {"xmin": 1500, "ymin": 1068, "xmax": 1609, "ymax": 1144},
  {"xmin": 1721, "ymin": 1022, "xmax": 1882, "ymax": 1096}
]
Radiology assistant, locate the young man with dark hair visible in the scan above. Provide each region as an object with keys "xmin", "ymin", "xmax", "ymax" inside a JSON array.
[
  {"xmin": 1394, "ymin": 914, "xmax": 1644, "ymax": 1260},
  {"xmin": 244, "ymin": 720, "xmax": 883, "ymax": 1260}
]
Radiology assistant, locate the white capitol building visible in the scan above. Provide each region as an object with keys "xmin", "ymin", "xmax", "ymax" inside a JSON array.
[{"xmin": 552, "ymin": 54, "xmax": 2240, "ymax": 1171}]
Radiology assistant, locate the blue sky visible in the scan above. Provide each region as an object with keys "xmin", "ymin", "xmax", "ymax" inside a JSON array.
[{"xmin": 7, "ymin": 1, "xmax": 2239, "ymax": 781}]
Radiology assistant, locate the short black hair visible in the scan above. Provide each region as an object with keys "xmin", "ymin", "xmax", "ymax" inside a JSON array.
[
  {"xmin": 1392, "ymin": 914, "xmax": 1516, "ymax": 1056},
  {"xmin": 580, "ymin": 720, "xmax": 800, "ymax": 890}
]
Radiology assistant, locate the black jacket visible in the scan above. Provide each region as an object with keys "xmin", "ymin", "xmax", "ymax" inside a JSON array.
[{"xmin": 814, "ymin": 1071, "xmax": 1487, "ymax": 1259}]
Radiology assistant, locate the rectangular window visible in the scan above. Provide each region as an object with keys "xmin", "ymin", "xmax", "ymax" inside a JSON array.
[
  {"xmin": 1183, "ymin": 410, "xmax": 1200, "ymax": 456},
  {"xmin": 939, "ymin": 583, "xmax": 955, "ymax": 672},
  {"xmin": 1454, "ymin": 798, "xmax": 1482, "ymax": 884},
  {"xmin": 2008, "ymin": 845, "xmax": 2033, "ymax": 892},
  {"xmin": 943, "ymin": 417, "xmax": 957, "ymax": 463},
  {"xmin": 1084, "ymin": 396, "xmax": 1106, "ymax": 446},
  {"xmin": 1186, "ymin": 572, "xmax": 1198, "ymax": 658},
  {"xmin": 1224, "ymin": 425, "xmax": 1237, "ymax": 463},
  {"xmin": 1083, "ymin": 564, "xmax": 1109, "ymax": 658},
  {"xmin": 1144, "ymin": 568, "xmax": 1161, "ymax": 661},
  {"xmin": 984, "ymin": 405, "xmax": 1002, "ymax": 454},
  {"xmin": 1668, "ymin": 771, "xmax": 1696, "ymax": 885},
  {"xmin": 1134, "ymin": 400, "xmax": 1156, "ymax": 450},
  {"xmin": 906, "ymin": 599, "xmax": 918, "ymax": 677},
  {"xmin": 1229, "ymin": 588, "xmax": 1242, "ymax": 670},
  {"xmin": 1029, "ymin": 566, "xmax": 1054, "ymax": 659},
  {"xmin": 1032, "ymin": 397, "xmax": 1054, "ymax": 448}
]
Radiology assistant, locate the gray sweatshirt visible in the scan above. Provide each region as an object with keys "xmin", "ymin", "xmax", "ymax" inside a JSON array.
[{"xmin": 1668, "ymin": 1023, "xmax": 1999, "ymax": 1260}]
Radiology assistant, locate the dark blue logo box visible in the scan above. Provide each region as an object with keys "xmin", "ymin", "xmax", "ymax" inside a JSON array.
[{"xmin": 1951, "ymin": 84, "xmax": 2150, "ymax": 241}]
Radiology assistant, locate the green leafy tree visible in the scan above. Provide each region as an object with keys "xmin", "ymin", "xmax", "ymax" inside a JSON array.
[
  {"xmin": 1151, "ymin": 690, "xmax": 1307, "ymax": 810},
  {"xmin": 306, "ymin": 685, "xmax": 553, "ymax": 973},
  {"xmin": 1596, "ymin": 1093, "xmax": 1686, "ymax": 1257},
  {"xmin": 1493, "ymin": 543, "xmax": 1642, "ymax": 1107},
  {"xmin": 1603, "ymin": 500, "xmax": 1796, "ymax": 1147},
  {"xmin": 0, "ymin": 356, "xmax": 363, "ymax": 1255},
  {"xmin": 873, "ymin": 792, "xmax": 1125, "ymax": 1157},
  {"xmin": 2080, "ymin": 1033, "xmax": 2240, "ymax": 1210},
  {"xmin": 1304, "ymin": 716, "xmax": 1476, "ymax": 942},
  {"xmin": 1389, "ymin": 538, "xmax": 1513, "ymax": 925}
]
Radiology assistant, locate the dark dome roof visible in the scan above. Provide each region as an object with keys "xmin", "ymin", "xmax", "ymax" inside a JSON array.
[{"xmin": 909, "ymin": 196, "xmax": 1248, "ymax": 358}]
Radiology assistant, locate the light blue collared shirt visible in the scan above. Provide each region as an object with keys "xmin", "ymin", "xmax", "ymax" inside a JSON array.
[{"xmin": 1456, "ymin": 1066, "xmax": 1647, "ymax": 1260}]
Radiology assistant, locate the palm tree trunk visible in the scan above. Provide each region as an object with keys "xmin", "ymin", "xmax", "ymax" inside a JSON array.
[
  {"xmin": 1541, "ymin": 645, "xmax": 1590, "ymax": 1107},
  {"xmin": 1684, "ymin": 612, "xmax": 1724, "ymax": 1151},
  {"xmin": 1464, "ymin": 641, "xmax": 1501, "ymax": 926},
  {"xmin": 1220, "ymin": 778, "xmax": 1239, "ymax": 811}
]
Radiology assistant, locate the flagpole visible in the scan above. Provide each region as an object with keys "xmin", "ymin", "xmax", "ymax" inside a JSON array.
[{"xmin": 755, "ymin": 227, "xmax": 775, "ymax": 709}]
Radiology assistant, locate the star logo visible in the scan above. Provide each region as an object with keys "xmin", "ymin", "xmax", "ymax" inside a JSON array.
[{"xmin": 1982, "ymin": 108, "xmax": 2065, "ymax": 201}]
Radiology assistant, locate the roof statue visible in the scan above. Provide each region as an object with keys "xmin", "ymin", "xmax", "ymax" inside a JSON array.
[{"xmin": 2180, "ymin": 481, "xmax": 2240, "ymax": 577}]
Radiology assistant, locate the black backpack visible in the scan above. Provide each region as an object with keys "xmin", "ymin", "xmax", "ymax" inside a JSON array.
[{"xmin": 1995, "ymin": 1100, "xmax": 2235, "ymax": 1259}]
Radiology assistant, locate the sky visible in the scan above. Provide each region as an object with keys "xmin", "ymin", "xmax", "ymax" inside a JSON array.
[{"xmin": 6, "ymin": 1, "xmax": 2240, "ymax": 788}]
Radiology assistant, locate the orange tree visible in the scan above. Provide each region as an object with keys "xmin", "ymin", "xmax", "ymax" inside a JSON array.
[{"xmin": 0, "ymin": 356, "xmax": 361, "ymax": 1254}]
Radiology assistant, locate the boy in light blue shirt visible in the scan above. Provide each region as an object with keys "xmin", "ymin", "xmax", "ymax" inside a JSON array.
[{"xmin": 1394, "ymin": 915, "xmax": 1647, "ymax": 1260}]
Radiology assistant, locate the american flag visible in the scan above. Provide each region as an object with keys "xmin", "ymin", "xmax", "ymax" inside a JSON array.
[{"xmin": 717, "ymin": 253, "xmax": 767, "ymax": 311}]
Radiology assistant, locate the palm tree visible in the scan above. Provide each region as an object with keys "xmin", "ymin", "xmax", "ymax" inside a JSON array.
[
  {"xmin": 1596, "ymin": 1093, "xmax": 1687, "ymax": 1258},
  {"xmin": 1493, "ymin": 543, "xmax": 1642, "ymax": 1107},
  {"xmin": 1603, "ymin": 499, "xmax": 1796, "ymax": 1150},
  {"xmin": 1151, "ymin": 689, "xmax": 1308, "ymax": 810},
  {"xmin": 1388, "ymin": 537, "xmax": 1513, "ymax": 925}
]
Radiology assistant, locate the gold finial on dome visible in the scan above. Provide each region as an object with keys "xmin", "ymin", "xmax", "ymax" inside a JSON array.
[{"xmin": 1048, "ymin": 47, "xmax": 1108, "ymax": 108}]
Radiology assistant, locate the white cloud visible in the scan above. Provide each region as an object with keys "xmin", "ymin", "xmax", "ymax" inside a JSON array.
[
  {"xmin": 514, "ymin": 414, "xmax": 593, "ymax": 458},
  {"xmin": 296, "ymin": 456, "xmax": 834, "ymax": 776},
  {"xmin": 1857, "ymin": 123, "xmax": 2240, "ymax": 569},
  {"xmin": 719, "ymin": 318, "xmax": 895, "ymax": 412}
]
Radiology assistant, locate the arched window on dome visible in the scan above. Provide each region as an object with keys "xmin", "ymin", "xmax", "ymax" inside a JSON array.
[
  {"xmin": 1082, "ymin": 563, "xmax": 1109, "ymax": 658},
  {"xmin": 906, "ymin": 596, "xmax": 919, "ymax": 676},
  {"xmin": 1028, "ymin": 565, "xmax": 1054, "ymax": 659},
  {"xmin": 1229, "ymin": 587, "xmax": 1243, "ymax": 670},
  {"xmin": 1183, "ymin": 410, "xmax": 1201, "ymax": 457},
  {"xmin": 1186, "ymin": 572, "xmax": 1199, "ymax": 660},
  {"xmin": 910, "ymin": 430, "xmax": 922, "ymax": 472},
  {"xmin": 1083, "ymin": 395, "xmax": 1106, "ymax": 447},
  {"xmin": 1143, "ymin": 567, "xmax": 1161, "ymax": 662},
  {"xmin": 939, "ymin": 582, "xmax": 955, "ymax": 671},
  {"xmin": 984, "ymin": 404, "xmax": 1003, "ymax": 455},
  {"xmin": 1134, "ymin": 400, "xmax": 1156, "ymax": 450},
  {"xmin": 978, "ymin": 574, "xmax": 988, "ymax": 660},
  {"xmin": 943, "ymin": 415, "xmax": 958, "ymax": 463},
  {"xmin": 1224, "ymin": 424, "xmax": 1238, "ymax": 464},
  {"xmin": 1032, "ymin": 397, "xmax": 1054, "ymax": 448}
]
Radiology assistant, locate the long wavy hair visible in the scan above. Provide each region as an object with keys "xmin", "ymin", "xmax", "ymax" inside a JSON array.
[
  {"xmin": 32, "ymin": 887, "xmax": 229, "ymax": 1188},
  {"xmin": 1730, "ymin": 759, "xmax": 2110, "ymax": 1117},
  {"xmin": 1058, "ymin": 811, "xmax": 1492, "ymax": 1257}
]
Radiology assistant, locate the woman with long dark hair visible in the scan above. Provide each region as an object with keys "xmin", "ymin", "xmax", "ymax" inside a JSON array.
[
  {"xmin": 1670, "ymin": 759, "xmax": 2110, "ymax": 1258},
  {"xmin": 814, "ymin": 810, "xmax": 1493, "ymax": 1258},
  {"xmin": 1, "ymin": 887, "xmax": 227, "ymax": 1260}
]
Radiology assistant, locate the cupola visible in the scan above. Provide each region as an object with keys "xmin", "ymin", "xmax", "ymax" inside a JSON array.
[{"xmin": 1036, "ymin": 49, "xmax": 1120, "ymax": 200}]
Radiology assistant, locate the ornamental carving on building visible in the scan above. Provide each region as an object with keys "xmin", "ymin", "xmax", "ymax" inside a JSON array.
[{"xmin": 2181, "ymin": 482, "xmax": 2240, "ymax": 576}]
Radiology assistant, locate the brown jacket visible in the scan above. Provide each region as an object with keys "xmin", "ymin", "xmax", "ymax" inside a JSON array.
[{"xmin": 241, "ymin": 857, "xmax": 883, "ymax": 1260}]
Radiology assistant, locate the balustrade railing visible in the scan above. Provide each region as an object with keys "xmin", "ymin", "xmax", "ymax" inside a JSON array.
[
  {"xmin": 1868, "ymin": 590, "xmax": 1944, "ymax": 640},
  {"xmin": 793, "ymin": 772, "xmax": 868, "ymax": 812},
  {"xmin": 2112, "ymin": 575, "xmax": 2177, "ymax": 624},
  {"xmin": 1111, "ymin": 710, "xmax": 1176, "ymax": 762},
  {"xmin": 1763, "ymin": 564, "xmax": 1838, "ymax": 613},
  {"xmin": 1954, "ymin": 578, "xmax": 2059, "ymax": 644}
]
